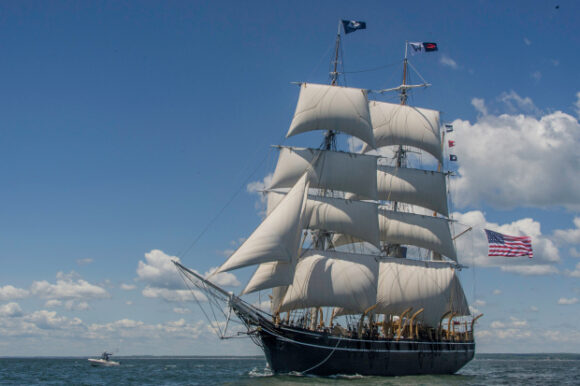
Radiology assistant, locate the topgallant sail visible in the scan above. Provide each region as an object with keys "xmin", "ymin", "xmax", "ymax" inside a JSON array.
[{"xmin": 174, "ymin": 23, "xmax": 482, "ymax": 376}]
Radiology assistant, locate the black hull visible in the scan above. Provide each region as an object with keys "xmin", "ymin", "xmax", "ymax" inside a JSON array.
[{"xmin": 257, "ymin": 324, "xmax": 474, "ymax": 376}]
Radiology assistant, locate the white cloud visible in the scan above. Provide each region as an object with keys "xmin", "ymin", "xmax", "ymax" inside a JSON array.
[
  {"xmin": 45, "ymin": 300, "xmax": 62, "ymax": 308},
  {"xmin": 247, "ymin": 173, "xmax": 273, "ymax": 216},
  {"xmin": 136, "ymin": 250, "xmax": 185, "ymax": 290},
  {"xmin": 510, "ymin": 317, "xmax": 528, "ymax": 328},
  {"xmin": 24, "ymin": 310, "xmax": 81, "ymax": 330},
  {"xmin": 531, "ymin": 71, "xmax": 542, "ymax": 81},
  {"xmin": 136, "ymin": 249, "xmax": 239, "ymax": 303},
  {"xmin": 64, "ymin": 300, "xmax": 89, "ymax": 311},
  {"xmin": 497, "ymin": 91, "xmax": 541, "ymax": 115},
  {"xmin": 493, "ymin": 289, "xmax": 502, "ymax": 295},
  {"xmin": 0, "ymin": 285, "xmax": 29, "ymax": 301},
  {"xmin": 530, "ymin": 306, "xmax": 539, "ymax": 312},
  {"xmin": 471, "ymin": 97, "xmax": 487, "ymax": 116},
  {"xmin": 557, "ymin": 297, "xmax": 579, "ymax": 305},
  {"xmin": 524, "ymin": 38, "xmax": 531, "ymax": 46},
  {"xmin": 490, "ymin": 321, "xmax": 505, "ymax": 328},
  {"xmin": 554, "ymin": 217, "xmax": 580, "ymax": 244},
  {"xmin": 575, "ymin": 92, "xmax": 580, "ymax": 119},
  {"xmin": 454, "ymin": 210, "xmax": 559, "ymax": 275},
  {"xmin": 565, "ymin": 262, "xmax": 580, "ymax": 278},
  {"xmin": 30, "ymin": 272, "xmax": 109, "ymax": 300},
  {"xmin": 120, "ymin": 283, "xmax": 136, "ymax": 291},
  {"xmin": 0, "ymin": 302, "xmax": 23, "ymax": 317},
  {"xmin": 440, "ymin": 55, "xmax": 458, "ymax": 69},
  {"xmin": 173, "ymin": 307, "xmax": 190, "ymax": 314},
  {"xmin": 76, "ymin": 258, "xmax": 93, "ymax": 265},
  {"xmin": 141, "ymin": 286, "xmax": 208, "ymax": 303},
  {"xmin": 204, "ymin": 267, "xmax": 241, "ymax": 287},
  {"xmin": 451, "ymin": 94, "xmax": 580, "ymax": 210},
  {"xmin": 473, "ymin": 299, "xmax": 486, "ymax": 307}
]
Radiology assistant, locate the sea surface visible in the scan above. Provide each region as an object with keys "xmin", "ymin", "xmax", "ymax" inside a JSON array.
[{"xmin": 1, "ymin": 354, "xmax": 579, "ymax": 385}]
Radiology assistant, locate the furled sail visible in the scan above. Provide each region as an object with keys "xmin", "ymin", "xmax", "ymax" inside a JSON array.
[
  {"xmin": 286, "ymin": 83, "xmax": 375, "ymax": 148},
  {"xmin": 377, "ymin": 165, "xmax": 449, "ymax": 216},
  {"xmin": 268, "ymin": 146, "xmax": 378, "ymax": 200},
  {"xmin": 279, "ymin": 249, "xmax": 378, "ymax": 313},
  {"xmin": 375, "ymin": 259, "xmax": 470, "ymax": 326},
  {"xmin": 267, "ymin": 191, "xmax": 381, "ymax": 249},
  {"xmin": 217, "ymin": 174, "xmax": 309, "ymax": 273},
  {"xmin": 363, "ymin": 101, "xmax": 442, "ymax": 162},
  {"xmin": 334, "ymin": 209, "xmax": 457, "ymax": 261}
]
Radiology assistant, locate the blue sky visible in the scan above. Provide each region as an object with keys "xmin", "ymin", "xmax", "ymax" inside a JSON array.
[{"xmin": 2, "ymin": 0, "xmax": 580, "ymax": 356}]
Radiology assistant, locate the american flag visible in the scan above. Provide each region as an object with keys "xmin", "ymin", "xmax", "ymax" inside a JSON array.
[{"xmin": 485, "ymin": 229, "xmax": 533, "ymax": 258}]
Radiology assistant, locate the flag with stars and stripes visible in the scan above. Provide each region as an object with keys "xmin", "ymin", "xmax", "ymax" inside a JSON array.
[{"xmin": 485, "ymin": 229, "xmax": 533, "ymax": 258}]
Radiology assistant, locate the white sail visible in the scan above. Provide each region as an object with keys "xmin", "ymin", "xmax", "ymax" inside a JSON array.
[
  {"xmin": 377, "ymin": 165, "xmax": 449, "ymax": 216},
  {"xmin": 364, "ymin": 101, "xmax": 442, "ymax": 162},
  {"xmin": 267, "ymin": 191, "xmax": 381, "ymax": 249},
  {"xmin": 279, "ymin": 250, "xmax": 378, "ymax": 313},
  {"xmin": 333, "ymin": 209, "xmax": 457, "ymax": 261},
  {"xmin": 242, "ymin": 260, "xmax": 293, "ymax": 295},
  {"xmin": 269, "ymin": 146, "xmax": 378, "ymax": 200},
  {"xmin": 375, "ymin": 259, "xmax": 470, "ymax": 326},
  {"xmin": 217, "ymin": 174, "xmax": 309, "ymax": 273},
  {"xmin": 286, "ymin": 83, "xmax": 375, "ymax": 148}
]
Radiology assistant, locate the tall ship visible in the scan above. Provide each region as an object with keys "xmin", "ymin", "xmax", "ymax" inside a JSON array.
[{"xmin": 175, "ymin": 22, "xmax": 482, "ymax": 376}]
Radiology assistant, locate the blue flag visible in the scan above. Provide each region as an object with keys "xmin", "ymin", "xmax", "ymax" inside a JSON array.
[
  {"xmin": 445, "ymin": 124, "xmax": 454, "ymax": 132},
  {"xmin": 342, "ymin": 20, "xmax": 366, "ymax": 34},
  {"xmin": 449, "ymin": 154, "xmax": 458, "ymax": 162}
]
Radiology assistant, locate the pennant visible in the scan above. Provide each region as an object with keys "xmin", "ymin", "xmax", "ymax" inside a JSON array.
[
  {"xmin": 342, "ymin": 20, "xmax": 366, "ymax": 34},
  {"xmin": 449, "ymin": 154, "xmax": 458, "ymax": 161},
  {"xmin": 448, "ymin": 140, "xmax": 455, "ymax": 147},
  {"xmin": 445, "ymin": 124, "xmax": 454, "ymax": 132},
  {"xmin": 485, "ymin": 229, "xmax": 533, "ymax": 258},
  {"xmin": 409, "ymin": 42, "xmax": 438, "ymax": 54}
]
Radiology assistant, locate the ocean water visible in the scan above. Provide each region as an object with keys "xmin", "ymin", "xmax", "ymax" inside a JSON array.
[{"xmin": 1, "ymin": 354, "xmax": 579, "ymax": 385}]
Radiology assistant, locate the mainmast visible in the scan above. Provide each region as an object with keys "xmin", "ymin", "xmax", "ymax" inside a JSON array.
[{"xmin": 386, "ymin": 42, "xmax": 411, "ymax": 259}]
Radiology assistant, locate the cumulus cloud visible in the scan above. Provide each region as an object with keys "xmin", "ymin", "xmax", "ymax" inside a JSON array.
[
  {"xmin": 454, "ymin": 210, "xmax": 559, "ymax": 275},
  {"xmin": 29, "ymin": 272, "xmax": 109, "ymax": 300},
  {"xmin": 136, "ymin": 249, "xmax": 239, "ymax": 303},
  {"xmin": 575, "ymin": 92, "xmax": 580, "ymax": 119},
  {"xmin": 24, "ymin": 310, "xmax": 83, "ymax": 330},
  {"xmin": 0, "ymin": 302, "xmax": 23, "ymax": 317},
  {"xmin": 120, "ymin": 283, "xmax": 136, "ymax": 291},
  {"xmin": 137, "ymin": 250, "xmax": 185, "ymax": 290},
  {"xmin": 451, "ymin": 93, "xmax": 580, "ymax": 210},
  {"xmin": 141, "ymin": 287, "xmax": 204, "ymax": 302},
  {"xmin": 565, "ymin": 263, "xmax": 580, "ymax": 278},
  {"xmin": 0, "ymin": 285, "xmax": 29, "ymax": 301},
  {"xmin": 554, "ymin": 217, "xmax": 580, "ymax": 244}
]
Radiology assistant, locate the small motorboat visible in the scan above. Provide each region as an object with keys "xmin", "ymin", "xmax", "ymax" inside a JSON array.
[{"xmin": 88, "ymin": 352, "xmax": 120, "ymax": 367}]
